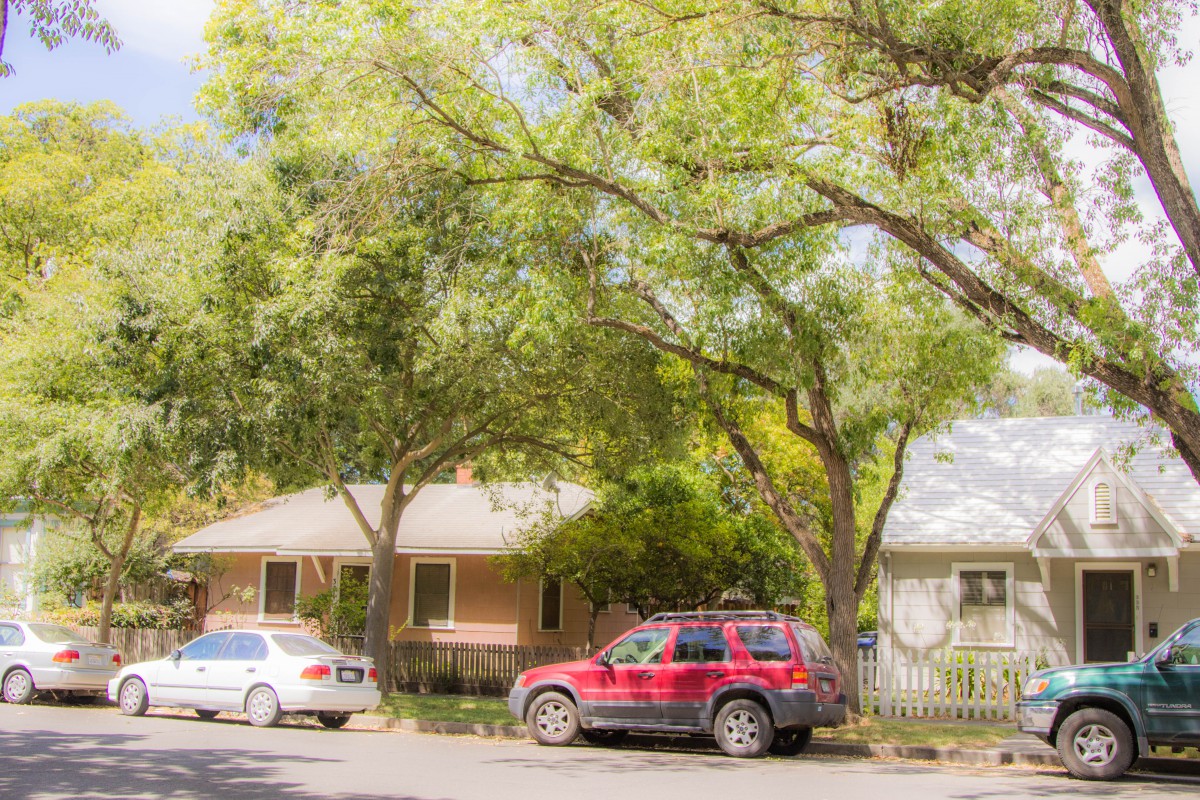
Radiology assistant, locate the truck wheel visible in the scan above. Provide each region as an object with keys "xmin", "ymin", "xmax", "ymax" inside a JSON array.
[
  {"xmin": 525, "ymin": 691, "xmax": 580, "ymax": 746},
  {"xmin": 715, "ymin": 699, "xmax": 774, "ymax": 758},
  {"xmin": 1056, "ymin": 707, "xmax": 1135, "ymax": 780}
]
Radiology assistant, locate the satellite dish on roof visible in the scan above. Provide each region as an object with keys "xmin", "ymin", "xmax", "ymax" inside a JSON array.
[{"xmin": 540, "ymin": 472, "xmax": 559, "ymax": 493}]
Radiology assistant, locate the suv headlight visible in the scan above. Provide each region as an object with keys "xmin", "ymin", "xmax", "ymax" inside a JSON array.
[{"xmin": 1023, "ymin": 678, "xmax": 1050, "ymax": 697}]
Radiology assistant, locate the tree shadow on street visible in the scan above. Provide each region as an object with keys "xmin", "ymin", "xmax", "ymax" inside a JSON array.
[{"xmin": 0, "ymin": 728, "xmax": 440, "ymax": 800}]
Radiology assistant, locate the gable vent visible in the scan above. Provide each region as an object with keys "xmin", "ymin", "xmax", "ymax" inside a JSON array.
[{"xmin": 1092, "ymin": 482, "xmax": 1116, "ymax": 524}]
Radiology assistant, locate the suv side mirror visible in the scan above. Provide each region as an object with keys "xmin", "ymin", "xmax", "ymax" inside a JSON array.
[
  {"xmin": 596, "ymin": 650, "xmax": 610, "ymax": 667},
  {"xmin": 169, "ymin": 649, "xmax": 182, "ymax": 662}
]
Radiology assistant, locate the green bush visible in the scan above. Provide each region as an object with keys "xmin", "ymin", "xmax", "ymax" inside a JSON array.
[
  {"xmin": 39, "ymin": 599, "xmax": 194, "ymax": 630},
  {"xmin": 296, "ymin": 578, "xmax": 368, "ymax": 640}
]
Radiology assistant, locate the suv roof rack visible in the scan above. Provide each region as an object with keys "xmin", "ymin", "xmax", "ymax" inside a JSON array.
[{"xmin": 644, "ymin": 611, "xmax": 802, "ymax": 623}]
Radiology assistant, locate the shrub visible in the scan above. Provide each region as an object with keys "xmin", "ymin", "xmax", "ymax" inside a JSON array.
[{"xmin": 38, "ymin": 599, "xmax": 194, "ymax": 630}]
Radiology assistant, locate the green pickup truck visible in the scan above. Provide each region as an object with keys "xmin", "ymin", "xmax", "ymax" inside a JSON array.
[{"xmin": 1018, "ymin": 618, "xmax": 1200, "ymax": 780}]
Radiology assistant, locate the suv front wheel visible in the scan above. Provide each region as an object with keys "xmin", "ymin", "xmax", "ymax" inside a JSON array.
[
  {"xmin": 527, "ymin": 691, "xmax": 580, "ymax": 746},
  {"xmin": 1056, "ymin": 707, "xmax": 1135, "ymax": 780},
  {"xmin": 715, "ymin": 699, "xmax": 774, "ymax": 758}
]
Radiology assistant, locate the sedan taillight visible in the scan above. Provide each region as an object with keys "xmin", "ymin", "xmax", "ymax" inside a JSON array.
[
  {"xmin": 300, "ymin": 664, "xmax": 332, "ymax": 681},
  {"xmin": 112, "ymin": 653, "xmax": 122, "ymax": 666},
  {"xmin": 52, "ymin": 650, "xmax": 81, "ymax": 664},
  {"xmin": 367, "ymin": 667, "xmax": 377, "ymax": 682}
]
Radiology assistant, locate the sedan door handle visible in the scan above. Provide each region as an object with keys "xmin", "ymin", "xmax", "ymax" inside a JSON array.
[
  {"xmin": 196, "ymin": 666, "xmax": 207, "ymax": 672},
  {"xmin": 637, "ymin": 671, "xmax": 655, "ymax": 680},
  {"xmin": 245, "ymin": 667, "xmax": 257, "ymax": 673},
  {"xmin": 706, "ymin": 671, "xmax": 725, "ymax": 678}
]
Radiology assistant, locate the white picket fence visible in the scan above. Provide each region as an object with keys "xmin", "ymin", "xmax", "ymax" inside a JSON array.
[{"xmin": 858, "ymin": 648, "xmax": 1042, "ymax": 721}]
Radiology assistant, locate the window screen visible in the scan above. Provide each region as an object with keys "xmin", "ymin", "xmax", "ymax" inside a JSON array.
[
  {"xmin": 960, "ymin": 570, "xmax": 1008, "ymax": 644},
  {"xmin": 961, "ymin": 571, "xmax": 1006, "ymax": 607},
  {"xmin": 413, "ymin": 563, "xmax": 451, "ymax": 627},
  {"xmin": 540, "ymin": 579, "xmax": 562, "ymax": 631},
  {"xmin": 264, "ymin": 561, "xmax": 297, "ymax": 615}
]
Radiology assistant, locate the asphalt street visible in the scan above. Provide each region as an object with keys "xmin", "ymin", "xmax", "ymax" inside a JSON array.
[{"xmin": 2, "ymin": 703, "xmax": 1198, "ymax": 800}]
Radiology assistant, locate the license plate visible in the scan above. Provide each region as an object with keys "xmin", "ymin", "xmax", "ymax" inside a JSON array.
[
  {"xmin": 819, "ymin": 679, "xmax": 832, "ymax": 693},
  {"xmin": 338, "ymin": 668, "xmax": 363, "ymax": 683},
  {"xmin": 87, "ymin": 655, "xmax": 101, "ymax": 667}
]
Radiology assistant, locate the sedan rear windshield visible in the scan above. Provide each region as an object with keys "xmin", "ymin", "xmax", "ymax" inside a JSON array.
[
  {"xmin": 271, "ymin": 634, "xmax": 342, "ymax": 657},
  {"xmin": 28, "ymin": 624, "xmax": 85, "ymax": 644}
]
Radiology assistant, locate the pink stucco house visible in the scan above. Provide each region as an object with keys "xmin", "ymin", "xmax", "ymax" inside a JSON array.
[{"xmin": 172, "ymin": 475, "xmax": 640, "ymax": 648}]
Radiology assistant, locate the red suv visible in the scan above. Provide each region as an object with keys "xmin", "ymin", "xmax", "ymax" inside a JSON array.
[{"xmin": 508, "ymin": 611, "xmax": 845, "ymax": 757}]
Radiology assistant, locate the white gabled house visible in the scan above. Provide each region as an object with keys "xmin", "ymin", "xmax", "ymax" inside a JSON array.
[{"xmin": 879, "ymin": 416, "xmax": 1199, "ymax": 665}]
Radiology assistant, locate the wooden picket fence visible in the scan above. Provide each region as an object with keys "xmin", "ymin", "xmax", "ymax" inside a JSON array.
[
  {"xmin": 70, "ymin": 627, "xmax": 194, "ymax": 664},
  {"xmin": 333, "ymin": 638, "xmax": 589, "ymax": 695},
  {"xmin": 858, "ymin": 647, "xmax": 1042, "ymax": 721}
]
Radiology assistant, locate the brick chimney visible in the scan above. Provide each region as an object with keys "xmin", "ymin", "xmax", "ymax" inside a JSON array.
[{"xmin": 456, "ymin": 464, "xmax": 474, "ymax": 485}]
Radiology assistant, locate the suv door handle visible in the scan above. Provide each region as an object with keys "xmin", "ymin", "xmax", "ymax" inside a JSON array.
[
  {"xmin": 637, "ymin": 672, "xmax": 655, "ymax": 680},
  {"xmin": 706, "ymin": 671, "xmax": 725, "ymax": 678}
]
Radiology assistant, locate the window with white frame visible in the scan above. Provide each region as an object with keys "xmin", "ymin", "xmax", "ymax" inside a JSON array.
[
  {"xmin": 952, "ymin": 563, "xmax": 1013, "ymax": 646},
  {"xmin": 260, "ymin": 558, "xmax": 301, "ymax": 621},
  {"xmin": 1091, "ymin": 481, "xmax": 1117, "ymax": 525},
  {"xmin": 539, "ymin": 578, "xmax": 563, "ymax": 631},
  {"xmin": 410, "ymin": 559, "xmax": 455, "ymax": 628}
]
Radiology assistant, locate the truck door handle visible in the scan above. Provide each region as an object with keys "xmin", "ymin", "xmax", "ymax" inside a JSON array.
[
  {"xmin": 706, "ymin": 671, "xmax": 725, "ymax": 678},
  {"xmin": 637, "ymin": 672, "xmax": 655, "ymax": 680}
]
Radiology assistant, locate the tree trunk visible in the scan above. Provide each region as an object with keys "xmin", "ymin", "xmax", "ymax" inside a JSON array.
[
  {"xmin": 364, "ymin": 527, "xmax": 398, "ymax": 693},
  {"xmin": 97, "ymin": 505, "xmax": 141, "ymax": 644},
  {"xmin": 824, "ymin": 570, "xmax": 860, "ymax": 723},
  {"xmin": 586, "ymin": 603, "xmax": 600, "ymax": 651}
]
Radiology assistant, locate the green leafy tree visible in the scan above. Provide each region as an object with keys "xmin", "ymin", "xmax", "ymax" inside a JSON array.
[
  {"xmin": 0, "ymin": 1, "xmax": 120, "ymax": 77},
  {"xmin": 496, "ymin": 464, "xmax": 808, "ymax": 648}
]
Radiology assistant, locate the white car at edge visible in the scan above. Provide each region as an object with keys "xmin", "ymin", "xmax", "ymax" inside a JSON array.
[{"xmin": 108, "ymin": 629, "xmax": 380, "ymax": 728}]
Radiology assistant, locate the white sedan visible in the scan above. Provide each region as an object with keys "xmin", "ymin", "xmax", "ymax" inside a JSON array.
[
  {"xmin": 1, "ymin": 620, "xmax": 122, "ymax": 703},
  {"xmin": 108, "ymin": 629, "xmax": 380, "ymax": 728}
]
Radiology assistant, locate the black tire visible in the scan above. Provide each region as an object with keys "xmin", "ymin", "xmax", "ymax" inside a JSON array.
[
  {"xmin": 714, "ymin": 699, "xmax": 774, "ymax": 758},
  {"xmin": 580, "ymin": 729, "xmax": 628, "ymax": 746},
  {"xmin": 118, "ymin": 678, "xmax": 149, "ymax": 717},
  {"xmin": 317, "ymin": 712, "xmax": 352, "ymax": 729},
  {"xmin": 245, "ymin": 686, "xmax": 284, "ymax": 728},
  {"xmin": 769, "ymin": 726, "xmax": 813, "ymax": 756},
  {"xmin": 525, "ymin": 691, "xmax": 580, "ymax": 746},
  {"xmin": 195, "ymin": 709, "xmax": 220, "ymax": 720},
  {"xmin": 2, "ymin": 668, "xmax": 34, "ymax": 704},
  {"xmin": 1056, "ymin": 707, "xmax": 1135, "ymax": 780}
]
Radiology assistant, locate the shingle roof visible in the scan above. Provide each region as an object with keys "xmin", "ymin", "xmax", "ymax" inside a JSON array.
[
  {"xmin": 172, "ymin": 482, "xmax": 593, "ymax": 555},
  {"xmin": 884, "ymin": 416, "xmax": 1200, "ymax": 547}
]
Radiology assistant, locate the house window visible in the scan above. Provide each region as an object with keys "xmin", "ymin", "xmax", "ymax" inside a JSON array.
[
  {"xmin": 410, "ymin": 559, "xmax": 455, "ymax": 628},
  {"xmin": 539, "ymin": 579, "xmax": 563, "ymax": 631},
  {"xmin": 1091, "ymin": 481, "xmax": 1117, "ymax": 525},
  {"xmin": 952, "ymin": 563, "xmax": 1014, "ymax": 647},
  {"xmin": 260, "ymin": 558, "xmax": 301, "ymax": 621}
]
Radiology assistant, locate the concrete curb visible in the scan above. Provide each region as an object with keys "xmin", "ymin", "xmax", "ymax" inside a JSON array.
[{"xmin": 350, "ymin": 717, "xmax": 1059, "ymax": 767}]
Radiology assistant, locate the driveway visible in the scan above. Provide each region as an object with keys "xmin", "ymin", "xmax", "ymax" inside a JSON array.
[{"xmin": 2, "ymin": 703, "xmax": 1198, "ymax": 799}]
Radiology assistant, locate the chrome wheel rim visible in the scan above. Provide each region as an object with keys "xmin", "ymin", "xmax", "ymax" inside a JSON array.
[
  {"xmin": 248, "ymin": 690, "xmax": 275, "ymax": 723},
  {"xmin": 5, "ymin": 672, "xmax": 28, "ymax": 700},
  {"xmin": 535, "ymin": 701, "xmax": 570, "ymax": 737},
  {"xmin": 723, "ymin": 710, "xmax": 760, "ymax": 748},
  {"xmin": 119, "ymin": 681, "xmax": 142, "ymax": 712},
  {"xmin": 1073, "ymin": 723, "xmax": 1118, "ymax": 766}
]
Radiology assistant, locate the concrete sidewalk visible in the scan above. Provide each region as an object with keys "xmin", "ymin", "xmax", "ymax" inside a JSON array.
[{"xmin": 351, "ymin": 715, "xmax": 1200, "ymax": 776}]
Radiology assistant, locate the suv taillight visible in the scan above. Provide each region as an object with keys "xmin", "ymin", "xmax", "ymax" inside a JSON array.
[
  {"xmin": 52, "ymin": 649, "xmax": 80, "ymax": 664},
  {"xmin": 791, "ymin": 666, "xmax": 808, "ymax": 689}
]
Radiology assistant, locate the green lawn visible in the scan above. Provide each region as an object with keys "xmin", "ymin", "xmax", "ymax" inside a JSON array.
[{"xmin": 369, "ymin": 693, "xmax": 1016, "ymax": 748}]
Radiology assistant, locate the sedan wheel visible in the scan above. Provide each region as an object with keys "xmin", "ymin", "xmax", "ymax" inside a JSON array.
[
  {"xmin": 3, "ymin": 669, "xmax": 34, "ymax": 704},
  {"xmin": 714, "ymin": 699, "xmax": 774, "ymax": 758},
  {"xmin": 118, "ymin": 678, "xmax": 149, "ymax": 717},
  {"xmin": 316, "ymin": 711, "xmax": 352, "ymax": 729},
  {"xmin": 246, "ymin": 687, "xmax": 284, "ymax": 728}
]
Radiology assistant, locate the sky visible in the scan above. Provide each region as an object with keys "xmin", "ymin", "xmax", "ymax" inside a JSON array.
[{"xmin": 2, "ymin": 1, "xmax": 1197, "ymax": 376}]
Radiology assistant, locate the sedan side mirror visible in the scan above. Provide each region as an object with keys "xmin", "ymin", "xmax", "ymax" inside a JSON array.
[{"xmin": 169, "ymin": 649, "xmax": 182, "ymax": 662}]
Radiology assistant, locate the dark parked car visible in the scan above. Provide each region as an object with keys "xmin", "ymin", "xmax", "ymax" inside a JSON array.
[
  {"xmin": 508, "ymin": 611, "xmax": 845, "ymax": 758},
  {"xmin": 1018, "ymin": 617, "xmax": 1200, "ymax": 779}
]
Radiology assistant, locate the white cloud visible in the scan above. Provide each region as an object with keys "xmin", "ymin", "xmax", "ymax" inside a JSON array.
[{"xmin": 97, "ymin": 0, "xmax": 215, "ymax": 63}]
